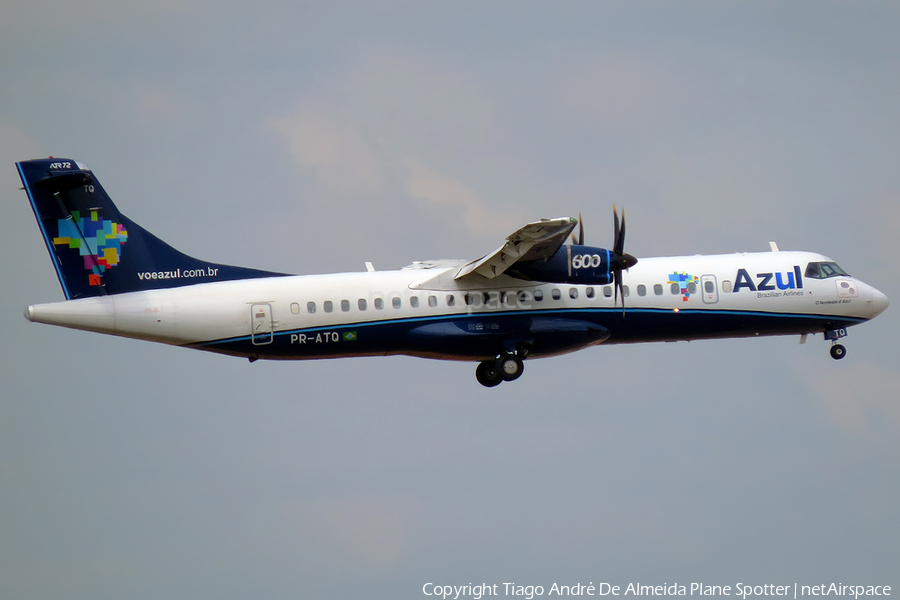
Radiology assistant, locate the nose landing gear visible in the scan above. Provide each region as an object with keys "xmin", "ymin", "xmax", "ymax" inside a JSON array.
[
  {"xmin": 825, "ymin": 328, "xmax": 848, "ymax": 360},
  {"xmin": 475, "ymin": 353, "xmax": 525, "ymax": 387}
]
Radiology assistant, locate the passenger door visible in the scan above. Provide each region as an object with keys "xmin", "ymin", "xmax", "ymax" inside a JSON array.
[
  {"xmin": 701, "ymin": 275, "xmax": 719, "ymax": 304},
  {"xmin": 251, "ymin": 303, "xmax": 274, "ymax": 345}
]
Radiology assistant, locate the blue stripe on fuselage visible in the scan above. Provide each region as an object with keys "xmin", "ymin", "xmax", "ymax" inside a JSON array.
[{"xmin": 190, "ymin": 306, "xmax": 867, "ymax": 360}]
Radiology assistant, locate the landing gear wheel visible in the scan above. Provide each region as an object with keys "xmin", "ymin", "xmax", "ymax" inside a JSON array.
[
  {"xmin": 497, "ymin": 355, "xmax": 524, "ymax": 381},
  {"xmin": 476, "ymin": 360, "xmax": 503, "ymax": 387},
  {"xmin": 830, "ymin": 344, "xmax": 846, "ymax": 360}
]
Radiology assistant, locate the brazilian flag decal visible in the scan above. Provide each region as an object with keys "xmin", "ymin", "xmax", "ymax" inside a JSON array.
[{"xmin": 342, "ymin": 331, "xmax": 358, "ymax": 341}]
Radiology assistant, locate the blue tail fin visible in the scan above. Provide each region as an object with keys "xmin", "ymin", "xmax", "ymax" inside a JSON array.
[{"xmin": 17, "ymin": 158, "xmax": 287, "ymax": 299}]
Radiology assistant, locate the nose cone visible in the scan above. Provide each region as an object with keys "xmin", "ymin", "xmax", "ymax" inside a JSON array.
[
  {"xmin": 857, "ymin": 281, "xmax": 889, "ymax": 319},
  {"xmin": 613, "ymin": 252, "xmax": 639, "ymax": 270},
  {"xmin": 870, "ymin": 287, "xmax": 889, "ymax": 318}
]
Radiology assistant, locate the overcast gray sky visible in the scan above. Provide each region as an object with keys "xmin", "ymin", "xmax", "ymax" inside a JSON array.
[{"xmin": 2, "ymin": 2, "xmax": 899, "ymax": 599}]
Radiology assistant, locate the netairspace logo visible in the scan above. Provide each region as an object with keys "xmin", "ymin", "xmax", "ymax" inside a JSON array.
[{"xmin": 421, "ymin": 582, "xmax": 892, "ymax": 600}]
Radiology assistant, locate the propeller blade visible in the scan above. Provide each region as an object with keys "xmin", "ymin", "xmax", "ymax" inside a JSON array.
[
  {"xmin": 613, "ymin": 205, "xmax": 620, "ymax": 253},
  {"xmin": 613, "ymin": 270, "xmax": 626, "ymax": 317},
  {"xmin": 613, "ymin": 207, "xmax": 626, "ymax": 255},
  {"xmin": 609, "ymin": 205, "xmax": 634, "ymax": 317},
  {"xmin": 570, "ymin": 213, "xmax": 585, "ymax": 245},
  {"xmin": 613, "ymin": 269, "xmax": 618, "ymax": 306}
]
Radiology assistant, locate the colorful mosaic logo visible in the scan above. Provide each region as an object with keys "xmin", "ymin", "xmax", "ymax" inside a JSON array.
[
  {"xmin": 668, "ymin": 272, "xmax": 699, "ymax": 301},
  {"xmin": 53, "ymin": 211, "xmax": 128, "ymax": 286}
]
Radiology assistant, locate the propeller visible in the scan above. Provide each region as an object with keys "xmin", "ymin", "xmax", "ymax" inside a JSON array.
[
  {"xmin": 570, "ymin": 212, "xmax": 584, "ymax": 246},
  {"xmin": 611, "ymin": 205, "xmax": 638, "ymax": 315},
  {"xmin": 569, "ymin": 208, "xmax": 638, "ymax": 315}
]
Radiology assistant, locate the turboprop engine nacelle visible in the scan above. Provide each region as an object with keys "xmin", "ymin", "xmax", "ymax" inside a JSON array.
[{"xmin": 508, "ymin": 245, "xmax": 615, "ymax": 285}]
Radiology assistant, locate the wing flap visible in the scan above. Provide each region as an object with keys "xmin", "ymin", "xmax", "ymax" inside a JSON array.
[{"xmin": 455, "ymin": 217, "xmax": 577, "ymax": 280}]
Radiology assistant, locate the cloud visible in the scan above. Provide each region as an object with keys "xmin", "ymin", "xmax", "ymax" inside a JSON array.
[
  {"xmin": 269, "ymin": 109, "xmax": 388, "ymax": 199},
  {"xmin": 131, "ymin": 86, "xmax": 187, "ymax": 125},
  {"xmin": 0, "ymin": 122, "xmax": 42, "ymax": 187},
  {"xmin": 401, "ymin": 157, "xmax": 523, "ymax": 237},
  {"xmin": 335, "ymin": 49, "xmax": 497, "ymax": 151},
  {"xmin": 793, "ymin": 356, "xmax": 900, "ymax": 435},
  {"xmin": 276, "ymin": 495, "xmax": 419, "ymax": 570},
  {"xmin": 269, "ymin": 107, "xmax": 523, "ymax": 240},
  {"xmin": 871, "ymin": 192, "xmax": 900, "ymax": 257},
  {"xmin": 2, "ymin": 0, "xmax": 208, "ymax": 31},
  {"xmin": 560, "ymin": 53, "xmax": 676, "ymax": 130},
  {"xmin": 264, "ymin": 47, "xmax": 536, "ymax": 244}
]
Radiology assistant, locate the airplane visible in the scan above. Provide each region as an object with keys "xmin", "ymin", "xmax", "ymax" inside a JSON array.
[{"xmin": 17, "ymin": 157, "xmax": 889, "ymax": 387}]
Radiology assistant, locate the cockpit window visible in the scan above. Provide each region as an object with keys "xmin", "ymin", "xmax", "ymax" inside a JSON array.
[{"xmin": 805, "ymin": 261, "xmax": 850, "ymax": 279}]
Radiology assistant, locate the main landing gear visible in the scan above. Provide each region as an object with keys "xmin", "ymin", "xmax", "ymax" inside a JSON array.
[{"xmin": 475, "ymin": 353, "xmax": 525, "ymax": 387}]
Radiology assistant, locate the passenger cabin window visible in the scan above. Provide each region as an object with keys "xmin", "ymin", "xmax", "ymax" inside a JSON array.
[
  {"xmin": 534, "ymin": 289, "xmax": 544, "ymax": 301},
  {"xmin": 687, "ymin": 282, "xmax": 697, "ymax": 295},
  {"xmin": 291, "ymin": 302, "xmax": 300, "ymax": 314},
  {"xmin": 518, "ymin": 291, "xmax": 530, "ymax": 304},
  {"xmin": 447, "ymin": 294, "xmax": 455, "ymax": 306},
  {"xmin": 324, "ymin": 301, "xmax": 333, "ymax": 313},
  {"xmin": 722, "ymin": 281, "xmax": 733, "ymax": 293},
  {"xmin": 341, "ymin": 299, "xmax": 350, "ymax": 312},
  {"xmin": 464, "ymin": 293, "xmax": 474, "ymax": 306},
  {"xmin": 637, "ymin": 284, "xmax": 646, "ymax": 297},
  {"xmin": 623, "ymin": 285, "xmax": 630, "ymax": 297},
  {"xmin": 569, "ymin": 288, "xmax": 578, "ymax": 299},
  {"xmin": 374, "ymin": 298, "xmax": 384, "ymax": 310},
  {"xmin": 586, "ymin": 287, "xmax": 595, "ymax": 299},
  {"xmin": 428, "ymin": 296, "xmax": 437, "ymax": 307},
  {"xmin": 392, "ymin": 297, "xmax": 401, "ymax": 309},
  {"xmin": 410, "ymin": 296, "xmax": 420, "ymax": 308},
  {"xmin": 806, "ymin": 261, "xmax": 850, "ymax": 279},
  {"xmin": 670, "ymin": 282, "xmax": 680, "ymax": 295},
  {"xmin": 307, "ymin": 301, "xmax": 316, "ymax": 314},
  {"xmin": 603, "ymin": 286, "xmax": 612, "ymax": 298},
  {"xmin": 704, "ymin": 281, "xmax": 715, "ymax": 293},
  {"xmin": 654, "ymin": 284, "xmax": 663, "ymax": 295},
  {"xmin": 358, "ymin": 298, "xmax": 367, "ymax": 310},
  {"xmin": 552, "ymin": 288, "xmax": 561, "ymax": 300}
]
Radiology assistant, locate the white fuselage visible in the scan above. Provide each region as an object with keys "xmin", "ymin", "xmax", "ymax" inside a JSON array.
[{"xmin": 25, "ymin": 250, "xmax": 889, "ymax": 362}]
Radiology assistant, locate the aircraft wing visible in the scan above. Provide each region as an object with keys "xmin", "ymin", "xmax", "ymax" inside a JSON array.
[{"xmin": 455, "ymin": 217, "xmax": 577, "ymax": 281}]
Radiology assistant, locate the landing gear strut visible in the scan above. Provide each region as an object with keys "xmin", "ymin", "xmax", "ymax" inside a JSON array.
[
  {"xmin": 825, "ymin": 328, "xmax": 848, "ymax": 360},
  {"xmin": 475, "ymin": 353, "xmax": 525, "ymax": 387}
]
